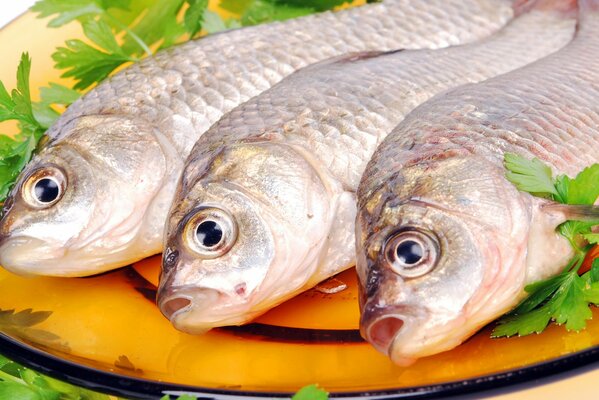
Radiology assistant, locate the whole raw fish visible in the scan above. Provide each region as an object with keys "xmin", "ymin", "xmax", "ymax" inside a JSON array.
[
  {"xmin": 357, "ymin": 0, "xmax": 597, "ymax": 366},
  {"xmin": 158, "ymin": 1, "xmax": 576, "ymax": 333},
  {"xmin": 0, "ymin": 0, "xmax": 517, "ymax": 277}
]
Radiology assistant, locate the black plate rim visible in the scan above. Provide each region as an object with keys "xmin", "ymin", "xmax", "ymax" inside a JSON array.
[{"xmin": 1, "ymin": 331, "xmax": 598, "ymax": 400}]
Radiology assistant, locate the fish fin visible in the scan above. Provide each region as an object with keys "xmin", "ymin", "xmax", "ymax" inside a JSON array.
[
  {"xmin": 513, "ymin": 0, "xmax": 578, "ymax": 16},
  {"xmin": 334, "ymin": 49, "xmax": 404, "ymax": 63},
  {"xmin": 299, "ymin": 50, "xmax": 404, "ymax": 72},
  {"xmin": 315, "ymin": 277, "xmax": 348, "ymax": 294},
  {"xmin": 541, "ymin": 202, "xmax": 599, "ymax": 223}
]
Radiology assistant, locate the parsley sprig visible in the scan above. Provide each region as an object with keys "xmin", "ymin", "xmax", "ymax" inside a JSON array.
[
  {"xmin": 0, "ymin": 352, "xmax": 329, "ymax": 400},
  {"xmin": 0, "ymin": 54, "xmax": 79, "ymax": 203},
  {"xmin": 492, "ymin": 154, "xmax": 599, "ymax": 337}
]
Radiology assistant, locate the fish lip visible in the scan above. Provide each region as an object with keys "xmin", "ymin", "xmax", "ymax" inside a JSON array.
[
  {"xmin": 0, "ymin": 235, "xmax": 66, "ymax": 275},
  {"xmin": 360, "ymin": 301, "xmax": 424, "ymax": 358},
  {"xmin": 157, "ymin": 284, "xmax": 198, "ymax": 319},
  {"xmin": 157, "ymin": 284, "xmax": 228, "ymax": 325},
  {"xmin": 158, "ymin": 292, "xmax": 194, "ymax": 321}
]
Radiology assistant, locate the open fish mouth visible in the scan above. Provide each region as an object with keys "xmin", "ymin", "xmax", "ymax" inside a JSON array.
[
  {"xmin": 158, "ymin": 285, "xmax": 255, "ymax": 333},
  {"xmin": 360, "ymin": 301, "xmax": 429, "ymax": 365}
]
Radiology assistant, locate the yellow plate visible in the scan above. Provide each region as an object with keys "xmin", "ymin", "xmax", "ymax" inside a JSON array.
[{"xmin": 1, "ymin": 5, "xmax": 598, "ymax": 400}]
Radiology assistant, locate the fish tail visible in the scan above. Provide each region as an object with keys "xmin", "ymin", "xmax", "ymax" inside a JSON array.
[{"xmin": 513, "ymin": 0, "xmax": 578, "ymax": 16}]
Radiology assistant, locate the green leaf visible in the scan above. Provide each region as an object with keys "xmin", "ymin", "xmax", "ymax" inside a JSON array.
[
  {"xmin": 0, "ymin": 382, "xmax": 40, "ymax": 400},
  {"xmin": 53, "ymin": 39, "xmax": 132, "ymax": 90},
  {"xmin": 32, "ymin": 0, "xmax": 104, "ymax": 28},
  {"xmin": 583, "ymin": 233, "xmax": 599, "ymax": 244},
  {"xmin": 82, "ymin": 19, "xmax": 126, "ymax": 55},
  {"xmin": 276, "ymin": 0, "xmax": 350, "ymax": 11},
  {"xmin": 292, "ymin": 385, "xmax": 329, "ymax": 400},
  {"xmin": 510, "ymin": 274, "xmax": 566, "ymax": 315},
  {"xmin": 38, "ymin": 83, "xmax": 80, "ymax": 106},
  {"xmin": 588, "ymin": 259, "xmax": 599, "ymax": 286},
  {"xmin": 121, "ymin": 0, "xmax": 186, "ymax": 54},
  {"xmin": 241, "ymin": 0, "xmax": 315, "ymax": 25},
  {"xmin": 558, "ymin": 220, "xmax": 596, "ymax": 245},
  {"xmin": 564, "ymin": 165, "xmax": 599, "ymax": 205},
  {"xmin": 219, "ymin": 0, "xmax": 254, "ymax": 14},
  {"xmin": 550, "ymin": 273, "xmax": 591, "ymax": 331},
  {"xmin": 492, "ymin": 305, "xmax": 553, "ymax": 337},
  {"xmin": 184, "ymin": 0, "xmax": 209, "ymax": 37},
  {"xmin": 554, "ymin": 174, "xmax": 570, "ymax": 204},
  {"xmin": 504, "ymin": 153, "xmax": 557, "ymax": 196},
  {"xmin": 202, "ymin": 10, "xmax": 228, "ymax": 33}
]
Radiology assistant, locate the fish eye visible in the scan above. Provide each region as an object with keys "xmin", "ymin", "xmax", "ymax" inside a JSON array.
[
  {"xmin": 21, "ymin": 166, "xmax": 67, "ymax": 208},
  {"xmin": 384, "ymin": 229, "xmax": 439, "ymax": 278},
  {"xmin": 183, "ymin": 206, "xmax": 237, "ymax": 259}
]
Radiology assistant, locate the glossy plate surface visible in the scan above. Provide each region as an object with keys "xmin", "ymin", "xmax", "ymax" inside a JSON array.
[{"xmin": 0, "ymin": 5, "xmax": 598, "ymax": 400}]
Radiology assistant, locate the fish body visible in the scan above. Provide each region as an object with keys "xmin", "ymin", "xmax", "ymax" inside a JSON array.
[
  {"xmin": 158, "ymin": 4, "xmax": 576, "ymax": 333},
  {"xmin": 0, "ymin": 0, "xmax": 518, "ymax": 277},
  {"xmin": 357, "ymin": 0, "xmax": 597, "ymax": 366}
]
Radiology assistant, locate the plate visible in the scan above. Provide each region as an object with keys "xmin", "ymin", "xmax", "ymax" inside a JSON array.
[{"xmin": 1, "ymin": 5, "xmax": 598, "ymax": 400}]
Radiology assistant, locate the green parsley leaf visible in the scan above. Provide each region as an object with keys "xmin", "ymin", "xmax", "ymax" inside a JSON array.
[
  {"xmin": 242, "ymin": 0, "xmax": 315, "ymax": 25},
  {"xmin": 590, "ymin": 259, "xmax": 599, "ymax": 284},
  {"xmin": 492, "ymin": 304, "xmax": 553, "ymax": 337},
  {"xmin": 551, "ymin": 272, "xmax": 591, "ymax": 331},
  {"xmin": 32, "ymin": 0, "xmax": 104, "ymax": 28},
  {"xmin": 279, "ymin": 0, "xmax": 351, "ymax": 11},
  {"xmin": 39, "ymin": 83, "xmax": 80, "ymax": 106},
  {"xmin": 499, "ymin": 154, "xmax": 599, "ymax": 337},
  {"xmin": 565, "ymin": 165, "xmax": 599, "ymax": 205},
  {"xmin": 0, "ymin": 54, "xmax": 41, "ymax": 132},
  {"xmin": 184, "ymin": 0, "xmax": 209, "ymax": 37},
  {"xmin": 53, "ymin": 38, "xmax": 134, "ymax": 90},
  {"xmin": 292, "ymin": 384, "xmax": 329, "ymax": 400},
  {"xmin": 0, "ymin": 54, "xmax": 48, "ymax": 202},
  {"xmin": 504, "ymin": 153, "xmax": 557, "ymax": 197},
  {"xmin": 583, "ymin": 233, "xmax": 599, "ymax": 245},
  {"xmin": 120, "ymin": 0, "xmax": 185, "ymax": 55}
]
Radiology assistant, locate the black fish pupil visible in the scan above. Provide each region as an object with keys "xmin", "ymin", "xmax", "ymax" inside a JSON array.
[
  {"xmin": 34, "ymin": 178, "xmax": 60, "ymax": 203},
  {"xmin": 396, "ymin": 240, "xmax": 423, "ymax": 266},
  {"xmin": 196, "ymin": 220, "xmax": 223, "ymax": 248}
]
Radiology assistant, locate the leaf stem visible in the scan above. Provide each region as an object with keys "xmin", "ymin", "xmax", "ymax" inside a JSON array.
[
  {"xmin": 104, "ymin": 14, "xmax": 153, "ymax": 56},
  {"xmin": 0, "ymin": 368, "xmax": 25, "ymax": 385}
]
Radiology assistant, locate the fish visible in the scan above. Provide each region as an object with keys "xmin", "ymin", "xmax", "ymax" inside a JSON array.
[
  {"xmin": 157, "ymin": 0, "xmax": 576, "ymax": 334},
  {"xmin": 356, "ymin": 0, "xmax": 599, "ymax": 366},
  {"xmin": 0, "ymin": 0, "xmax": 519, "ymax": 277}
]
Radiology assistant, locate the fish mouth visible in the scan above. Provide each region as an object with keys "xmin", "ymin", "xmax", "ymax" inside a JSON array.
[
  {"xmin": 0, "ymin": 236, "xmax": 66, "ymax": 276},
  {"xmin": 360, "ymin": 302, "xmax": 425, "ymax": 366},
  {"xmin": 158, "ymin": 285, "xmax": 254, "ymax": 334}
]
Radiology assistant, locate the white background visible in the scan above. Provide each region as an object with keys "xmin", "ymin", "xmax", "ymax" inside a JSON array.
[
  {"xmin": 0, "ymin": 2, "xmax": 598, "ymax": 399},
  {"xmin": 1, "ymin": 1, "xmax": 36, "ymax": 28}
]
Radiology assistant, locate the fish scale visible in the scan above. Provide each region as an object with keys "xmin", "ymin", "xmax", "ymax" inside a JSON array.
[
  {"xmin": 50, "ymin": 0, "xmax": 515, "ymax": 157},
  {"xmin": 159, "ymin": 4, "xmax": 576, "ymax": 334},
  {"xmin": 183, "ymin": 8, "xmax": 576, "ymax": 192},
  {"xmin": 356, "ymin": 0, "xmax": 599, "ymax": 367},
  {"xmin": 0, "ymin": 0, "xmax": 518, "ymax": 277}
]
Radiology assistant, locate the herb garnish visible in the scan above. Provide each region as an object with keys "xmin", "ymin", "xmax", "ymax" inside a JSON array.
[{"xmin": 492, "ymin": 154, "xmax": 599, "ymax": 337}]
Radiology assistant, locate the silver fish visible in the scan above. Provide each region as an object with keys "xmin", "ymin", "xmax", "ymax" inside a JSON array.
[
  {"xmin": 0, "ymin": 0, "xmax": 517, "ymax": 277},
  {"xmin": 158, "ymin": 2, "xmax": 575, "ymax": 333},
  {"xmin": 357, "ymin": 0, "xmax": 594, "ymax": 366}
]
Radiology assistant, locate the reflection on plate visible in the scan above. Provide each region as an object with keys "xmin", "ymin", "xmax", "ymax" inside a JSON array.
[
  {"xmin": 1, "ymin": 6, "xmax": 599, "ymax": 400},
  {"xmin": 0, "ymin": 256, "xmax": 599, "ymax": 399}
]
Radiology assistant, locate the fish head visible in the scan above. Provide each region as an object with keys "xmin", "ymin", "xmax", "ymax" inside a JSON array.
[
  {"xmin": 0, "ymin": 115, "xmax": 166, "ymax": 276},
  {"xmin": 158, "ymin": 141, "xmax": 334, "ymax": 333},
  {"xmin": 356, "ymin": 153, "xmax": 532, "ymax": 365}
]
